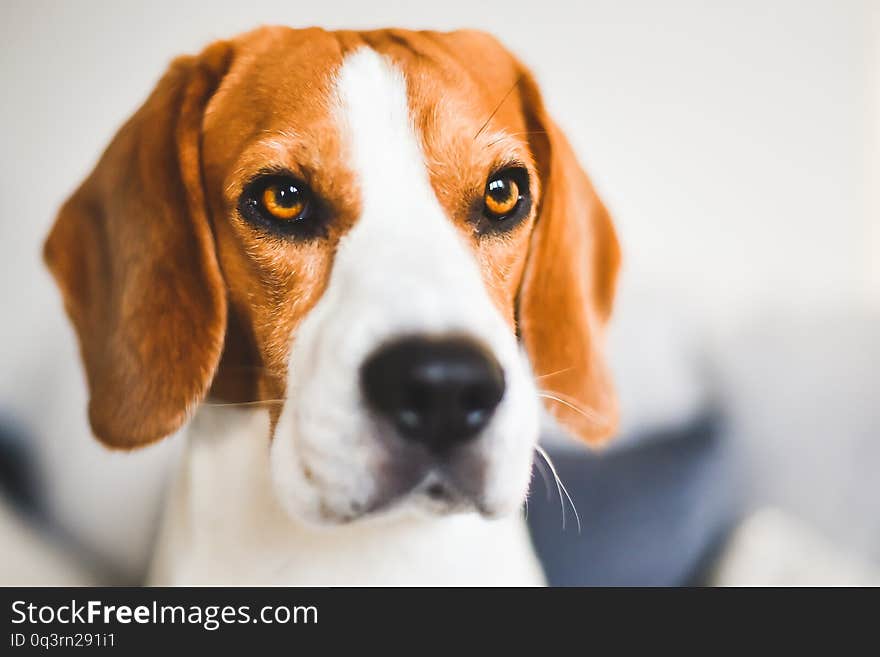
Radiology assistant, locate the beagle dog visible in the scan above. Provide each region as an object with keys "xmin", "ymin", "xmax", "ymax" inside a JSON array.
[{"xmin": 44, "ymin": 27, "xmax": 620, "ymax": 585}]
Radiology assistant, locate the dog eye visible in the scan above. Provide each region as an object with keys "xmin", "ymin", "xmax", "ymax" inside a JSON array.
[
  {"xmin": 483, "ymin": 169, "xmax": 527, "ymax": 222},
  {"xmin": 239, "ymin": 174, "xmax": 326, "ymax": 239},
  {"xmin": 255, "ymin": 177, "xmax": 310, "ymax": 222}
]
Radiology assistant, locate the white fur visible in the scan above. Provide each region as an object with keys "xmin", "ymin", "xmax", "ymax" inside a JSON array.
[
  {"xmin": 271, "ymin": 49, "xmax": 540, "ymax": 525},
  {"xmin": 151, "ymin": 49, "xmax": 544, "ymax": 584},
  {"xmin": 150, "ymin": 406, "xmax": 544, "ymax": 585}
]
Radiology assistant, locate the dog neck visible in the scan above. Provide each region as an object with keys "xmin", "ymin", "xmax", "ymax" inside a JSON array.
[{"xmin": 148, "ymin": 405, "xmax": 545, "ymax": 585}]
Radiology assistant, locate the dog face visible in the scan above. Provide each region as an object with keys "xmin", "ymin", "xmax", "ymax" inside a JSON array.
[{"xmin": 45, "ymin": 28, "xmax": 620, "ymax": 525}]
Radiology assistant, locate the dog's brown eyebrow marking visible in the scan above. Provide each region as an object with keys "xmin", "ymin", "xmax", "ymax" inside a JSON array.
[{"xmin": 472, "ymin": 73, "xmax": 524, "ymax": 141}]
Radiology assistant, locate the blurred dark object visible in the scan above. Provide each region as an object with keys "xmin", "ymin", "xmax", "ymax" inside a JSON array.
[
  {"xmin": 527, "ymin": 410, "xmax": 737, "ymax": 586},
  {"xmin": 0, "ymin": 416, "xmax": 40, "ymax": 514}
]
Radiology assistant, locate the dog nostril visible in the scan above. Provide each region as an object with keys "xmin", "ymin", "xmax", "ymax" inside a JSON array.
[
  {"xmin": 397, "ymin": 383, "xmax": 433, "ymax": 429},
  {"xmin": 397, "ymin": 409, "xmax": 421, "ymax": 430},
  {"xmin": 360, "ymin": 336, "xmax": 506, "ymax": 450},
  {"xmin": 466, "ymin": 408, "xmax": 486, "ymax": 424},
  {"xmin": 460, "ymin": 382, "xmax": 501, "ymax": 428}
]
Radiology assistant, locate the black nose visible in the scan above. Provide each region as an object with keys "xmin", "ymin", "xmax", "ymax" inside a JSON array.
[{"xmin": 360, "ymin": 337, "xmax": 506, "ymax": 451}]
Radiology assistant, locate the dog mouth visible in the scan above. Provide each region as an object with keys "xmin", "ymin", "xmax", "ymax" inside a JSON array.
[
  {"xmin": 360, "ymin": 467, "xmax": 487, "ymax": 519},
  {"xmin": 412, "ymin": 472, "xmax": 486, "ymax": 513},
  {"xmin": 308, "ymin": 475, "xmax": 481, "ymax": 526}
]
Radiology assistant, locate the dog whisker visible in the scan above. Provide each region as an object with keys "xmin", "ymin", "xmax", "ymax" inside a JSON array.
[
  {"xmin": 202, "ymin": 399, "xmax": 287, "ymax": 407},
  {"xmin": 219, "ymin": 365, "xmax": 287, "ymax": 376},
  {"xmin": 533, "ymin": 366, "xmax": 574, "ymax": 381},
  {"xmin": 538, "ymin": 390, "xmax": 608, "ymax": 427},
  {"xmin": 534, "ymin": 444, "xmax": 581, "ymax": 534},
  {"xmin": 532, "ymin": 450, "xmax": 555, "ymax": 501},
  {"xmin": 472, "ymin": 74, "xmax": 524, "ymax": 140},
  {"xmin": 486, "ymin": 130, "xmax": 548, "ymax": 148}
]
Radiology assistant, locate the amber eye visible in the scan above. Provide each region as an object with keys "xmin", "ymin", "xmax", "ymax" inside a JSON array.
[
  {"xmin": 259, "ymin": 179, "xmax": 308, "ymax": 221},
  {"xmin": 483, "ymin": 175, "xmax": 521, "ymax": 219},
  {"xmin": 239, "ymin": 174, "xmax": 326, "ymax": 239}
]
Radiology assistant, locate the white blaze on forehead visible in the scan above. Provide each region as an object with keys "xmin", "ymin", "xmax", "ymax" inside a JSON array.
[
  {"xmin": 330, "ymin": 47, "xmax": 484, "ymax": 308},
  {"xmin": 334, "ymin": 48, "xmax": 427, "ymax": 207}
]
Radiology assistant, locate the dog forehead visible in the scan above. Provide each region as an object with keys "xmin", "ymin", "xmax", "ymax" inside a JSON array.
[
  {"xmin": 201, "ymin": 29, "xmax": 343, "ymax": 173},
  {"xmin": 202, "ymin": 28, "xmax": 529, "ymax": 176}
]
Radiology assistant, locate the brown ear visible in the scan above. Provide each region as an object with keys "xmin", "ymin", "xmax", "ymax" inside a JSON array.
[
  {"xmin": 43, "ymin": 42, "xmax": 232, "ymax": 449},
  {"xmin": 517, "ymin": 73, "xmax": 622, "ymax": 445}
]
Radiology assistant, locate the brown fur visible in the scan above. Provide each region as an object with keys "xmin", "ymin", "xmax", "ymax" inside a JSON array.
[{"xmin": 44, "ymin": 27, "xmax": 620, "ymax": 448}]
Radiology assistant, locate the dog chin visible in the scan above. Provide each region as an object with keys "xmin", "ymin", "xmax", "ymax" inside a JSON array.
[{"xmin": 272, "ymin": 469, "xmax": 521, "ymax": 529}]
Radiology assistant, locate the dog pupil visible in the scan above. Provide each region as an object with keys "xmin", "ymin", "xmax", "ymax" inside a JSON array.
[
  {"xmin": 488, "ymin": 178, "xmax": 510, "ymax": 201},
  {"xmin": 276, "ymin": 185, "xmax": 299, "ymax": 207}
]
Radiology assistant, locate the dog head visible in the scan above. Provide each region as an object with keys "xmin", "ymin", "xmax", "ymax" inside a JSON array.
[{"xmin": 44, "ymin": 27, "xmax": 620, "ymax": 525}]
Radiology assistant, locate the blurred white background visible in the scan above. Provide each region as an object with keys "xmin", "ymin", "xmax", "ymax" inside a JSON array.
[
  {"xmin": 1, "ymin": 0, "xmax": 876, "ymax": 332},
  {"xmin": 0, "ymin": 0, "xmax": 877, "ymax": 582}
]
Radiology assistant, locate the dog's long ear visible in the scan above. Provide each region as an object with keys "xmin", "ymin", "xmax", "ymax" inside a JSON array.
[
  {"xmin": 44, "ymin": 42, "xmax": 232, "ymax": 449},
  {"xmin": 516, "ymin": 72, "xmax": 622, "ymax": 445}
]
